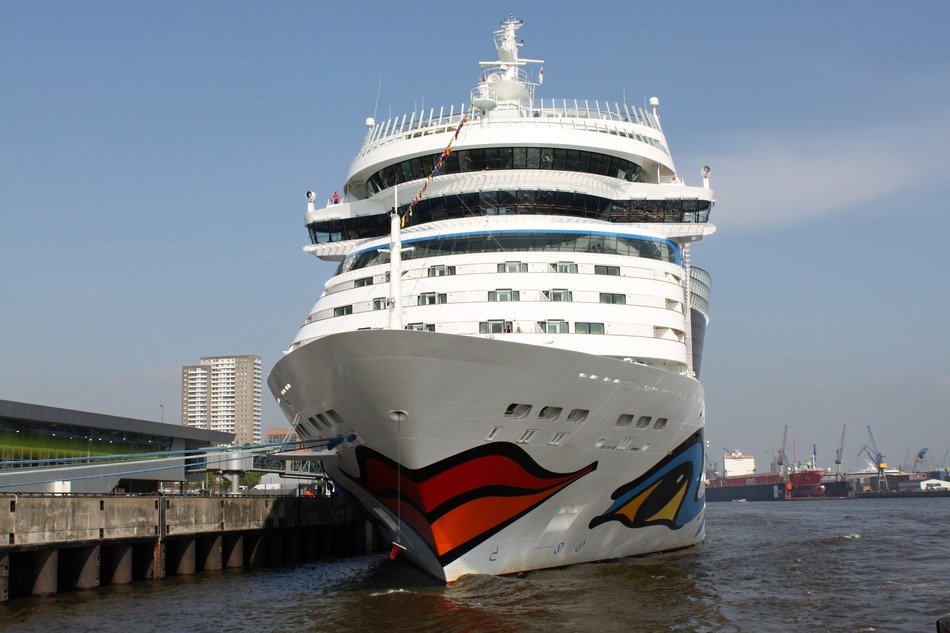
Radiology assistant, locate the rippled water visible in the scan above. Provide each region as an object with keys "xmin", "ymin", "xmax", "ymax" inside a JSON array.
[{"xmin": 2, "ymin": 498, "xmax": 947, "ymax": 632}]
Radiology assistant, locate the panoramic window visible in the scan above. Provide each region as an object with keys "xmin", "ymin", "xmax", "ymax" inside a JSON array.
[
  {"xmin": 337, "ymin": 232, "xmax": 678, "ymax": 275},
  {"xmin": 333, "ymin": 305, "xmax": 353, "ymax": 317},
  {"xmin": 364, "ymin": 146, "xmax": 645, "ymax": 197},
  {"xmin": 308, "ymin": 195, "xmax": 712, "ymax": 244},
  {"xmin": 354, "ymin": 277, "xmax": 374, "ymax": 287}
]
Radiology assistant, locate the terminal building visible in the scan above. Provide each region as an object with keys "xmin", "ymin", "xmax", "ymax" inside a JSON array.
[{"xmin": 0, "ymin": 399, "xmax": 233, "ymax": 494}]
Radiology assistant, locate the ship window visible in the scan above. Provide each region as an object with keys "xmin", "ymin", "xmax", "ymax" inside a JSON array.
[
  {"xmin": 354, "ymin": 277, "xmax": 374, "ymax": 287},
  {"xmin": 526, "ymin": 147, "xmax": 540, "ymax": 169},
  {"xmin": 314, "ymin": 413, "xmax": 331, "ymax": 429},
  {"xmin": 325, "ymin": 410, "xmax": 343, "ymax": 425},
  {"xmin": 480, "ymin": 320, "xmax": 513, "ymax": 334},
  {"xmin": 409, "ymin": 158, "xmax": 424, "ymax": 180},
  {"xmin": 594, "ymin": 265, "xmax": 621, "ymax": 276},
  {"xmin": 428, "ymin": 265, "xmax": 456, "ymax": 277},
  {"xmin": 549, "ymin": 432, "xmax": 568, "ymax": 446},
  {"xmin": 504, "ymin": 403, "xmax": 532, "ymax": 419},
  {"xmin": 406, "ymin": 322, "xmax": 435, "ymax": 331},
  {"xmin": 513, "ymin": 147, "xmax": 527, "ymax": 169},
  {"xmin": 537, "ymin": 319, "xmax": 568, "ymax": 334},
  {"xmin": 616, "ymin": 414, "xmax": 634, "ymax": 427},
  {"xmin": 372, "ymin": 298, "xmax": 386, "ymax": 310},
  {"xmin": 498, "ymin": 261, "xmax": 528, "ymax": 273},
  {"xmin": 552, "ymin": 261, "xmax": 577, "ymax": 273},
  {"xmin": 333, "ymin": 305, "xmax": 353, "ymax": 317},
  {"xmin": 599, "ymin": 293, "xmax": 626, "ymax": 304},
  {"xmin": 485, "ymin": 426, "xmax": 501, "ymax": 441},
  {"xmin": 489, "ymin": 289, "xmax": 519, "ymax": 302},
  {"xmin": 567, "ymin": 409, "xmax": 589, "ymax": 424},
  {"xmin": 418, "ymin": 292, "xmax": 447, "ymax": 305},
  {"xmin": 653, "ymin": 418, "xmax": 668, "ymax": 430},
  {"xmin": 635, "ymin": 416, "xmax": 652, "ymax": 429},
  {"xmin": 575, "ymin": 322, "xmax": 605, "ymax": 334},
  {"xmin": 539, "ymin": 406, "xmax": 562, "ymax": 421},
  {"xmin": 517, "ymin": 429, "xmax": 539, "ymax": 444},
  {"xmin": 543, "ymin": 289, "xmax": 572, "ymax": 302}
]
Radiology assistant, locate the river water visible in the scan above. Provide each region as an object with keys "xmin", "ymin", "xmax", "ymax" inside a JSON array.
[{"xmin": 1, "ymin": 498, "xmax": 946, "ymax": 632}]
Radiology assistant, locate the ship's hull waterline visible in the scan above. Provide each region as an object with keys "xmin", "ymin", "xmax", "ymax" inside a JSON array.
[{"xmin": 269, "ymin": 330, "xmax": 707, "ymax": 581}]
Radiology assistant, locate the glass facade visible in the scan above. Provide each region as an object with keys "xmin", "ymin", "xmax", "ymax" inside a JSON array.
[
  {"xmin": 308, "ymin": 192, "xmax": 712, "ymax": 244},
  {"xmin": 364, "ymin": 146, "xmax": 645, "ymax": 197},
  {"xmin": 0, "ymin": 418, "xmax": 173, "ymax": 468},
  {"xmin": 336, "ymin": 231, "xmax": 680, "ymax": 275}
]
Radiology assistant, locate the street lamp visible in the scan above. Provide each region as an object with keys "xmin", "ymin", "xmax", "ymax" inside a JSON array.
[{"xmin": 160, "ymin": 404, "xmax": 164, "ymax": 424}]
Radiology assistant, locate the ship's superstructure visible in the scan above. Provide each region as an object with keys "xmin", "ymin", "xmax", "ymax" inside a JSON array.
[{"xmin": 269, "ymin": 17, "xmax": 716, "ymax": 581}]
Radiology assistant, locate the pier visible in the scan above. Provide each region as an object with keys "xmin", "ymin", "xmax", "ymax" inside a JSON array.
[{"xmin": 0, "ymin": 494, "xmax": 381, "ymax": 601}]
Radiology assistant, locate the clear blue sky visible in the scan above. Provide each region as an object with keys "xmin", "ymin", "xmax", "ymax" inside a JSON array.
[{"xmin": 2, "ymin": 2, "xmax": 948, "ymax": 472}]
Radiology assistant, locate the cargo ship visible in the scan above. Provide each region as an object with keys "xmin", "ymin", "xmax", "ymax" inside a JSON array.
[{"xmin": 705, "ymin": 450, "xmax": 825, "ymax": 502}]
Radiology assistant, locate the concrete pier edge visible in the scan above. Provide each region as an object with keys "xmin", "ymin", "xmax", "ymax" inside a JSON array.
[{"xmin": 0, "ymin": 494, "xmax": 382, "ymax": 602}]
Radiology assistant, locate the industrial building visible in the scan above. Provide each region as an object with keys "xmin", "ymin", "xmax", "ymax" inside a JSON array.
[{"xmin": 0, "ymin": 399, "xmax": 233, "ymax": 493}]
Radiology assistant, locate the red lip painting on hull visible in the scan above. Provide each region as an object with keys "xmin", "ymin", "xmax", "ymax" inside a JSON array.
[{"xmin": 342, "ymin": 443, "xmax": 597, "ymax": 565}]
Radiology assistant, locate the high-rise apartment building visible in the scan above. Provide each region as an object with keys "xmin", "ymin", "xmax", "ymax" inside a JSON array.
[{"xmin": 181, "ymin": 355, "xmax": 262, "ymax": 444}]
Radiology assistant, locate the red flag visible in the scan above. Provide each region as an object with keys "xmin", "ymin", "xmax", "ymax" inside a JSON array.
[{"xmin": 389, "ymin": 542, "xmax": 406, "ymax": 560}]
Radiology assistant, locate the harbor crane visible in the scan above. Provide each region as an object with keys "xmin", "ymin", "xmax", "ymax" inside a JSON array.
[
  {"xmin": 775, "ymin": 425, "xmax": 789, "ymax": 479},
  {"xmin": 834, "ymin": 424, "xmax": 847, "ymax": 480},
  {"xmin": 858, "ymin": 425, "xmax": 888, "ymax": 492},
  {"xmin": 912, "ymin": 448, "xmax": 930, "ymax": 473}
]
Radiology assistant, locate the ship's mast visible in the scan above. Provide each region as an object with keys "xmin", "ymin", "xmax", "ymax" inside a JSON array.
[{"xmin": 473, "ymin": 17, "xmax": 543, "ymax": 111}]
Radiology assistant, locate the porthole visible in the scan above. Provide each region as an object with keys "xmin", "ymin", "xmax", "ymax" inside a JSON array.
[
  {"xmin": 594, "ymin": 438, "xmax": 606, "ymax": 448},
  {"xmin": 653, "ymin": 418, "xmax": 668, "ymax": 430},
  {"xmin": 325, "ymin": 409, "xmax": 344, "ymax": 425},
  {"xmin": 635, "ymin": 415, "xmax": 652, "ymax": 429},
  {"xmin": 539, "ymin": 406, "xmax": 562, "ymax": 421},
  {"xmin": 567, "ymin": 409, "xmax": 589, "ymax": 424},
  {"xmin": 504, "ymin": 403, "xmax": 532, "ymax": 419},
  {"xmin": 616, "ymin": 414, "xmax": 634, "ymax": 427}
]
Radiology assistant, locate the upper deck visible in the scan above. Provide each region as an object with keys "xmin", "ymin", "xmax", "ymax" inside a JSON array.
[{"xmin": 357, "ymin": 99, "xmax": 665, "ymax": 161}]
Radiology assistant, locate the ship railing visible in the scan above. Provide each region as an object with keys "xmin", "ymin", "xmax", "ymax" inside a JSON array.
[{"xmin": 357, "ymin": 99, "xmax": 664, "ymax": 159}]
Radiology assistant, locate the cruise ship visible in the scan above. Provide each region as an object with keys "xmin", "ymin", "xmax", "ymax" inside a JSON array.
[{"xmin": 268, "ymin": 17, "xmax": 716, "ymax": 582}]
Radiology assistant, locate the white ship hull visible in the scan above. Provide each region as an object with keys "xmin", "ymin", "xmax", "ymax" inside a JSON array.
[{"xmin": 269, "ymin": 329, "xmax": 706, "ymax": 581}]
